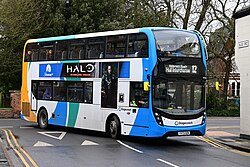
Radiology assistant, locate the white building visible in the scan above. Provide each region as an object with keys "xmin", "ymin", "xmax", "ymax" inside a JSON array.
[{"xmin": 234, "ymin": 6, "xmax": 250, "ymax": 139}]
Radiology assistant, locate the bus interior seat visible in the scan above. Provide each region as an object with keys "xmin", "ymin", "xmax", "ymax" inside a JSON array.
[
  {"xmin": 55, "ymin": 51, "xmax": 62, "ymax": 60},
  {"xmin": 32, "ymin": 52, "xmax": 38, "ymax": 61},
  {"xmin": 79, "ymin": 50, "xmax": 85, "ymax": 59},
  {"xmin": 70, "ymin": 50, "xmax": 79, "ymax": 59},
  {"xmin": 39, "ymin": 52, "xmax": 46, "ymax": 60},
  {"xmin": 62, "ymin": 51, "xmax": 68, "ymax": 60},
  {"xmin": 88, "ymin": 49, "xmax": 98, "ymax": 59}
]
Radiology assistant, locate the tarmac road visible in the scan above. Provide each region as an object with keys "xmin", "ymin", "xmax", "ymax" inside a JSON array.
[{"xmin": 0, "ymin": 117, "xmax": 250, "ymax": 167}]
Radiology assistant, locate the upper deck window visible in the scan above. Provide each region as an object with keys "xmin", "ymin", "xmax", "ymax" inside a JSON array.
[
  {"xmin": 127, "ymin": 33, "xmax": 148, "ymax": 58},
  {"xmin": 25, "ymin": 43, "xmax": 39, "ymax": 62},
  {"xmin": 39, "ymin": 42, "xmax": 54, "ymax": 61},
  {"xmin": 153, "ymin": 30, "xmax": 201, "ymax": 58}
]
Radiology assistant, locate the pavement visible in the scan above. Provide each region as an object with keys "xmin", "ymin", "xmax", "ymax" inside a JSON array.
[{"xmin": 206, "ymin": 118, "xmax": 250, "ymax": 153}]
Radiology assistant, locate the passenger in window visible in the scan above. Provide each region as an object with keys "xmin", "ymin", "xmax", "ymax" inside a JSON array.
[
  {"xmin": 25, "ymin": 50, "xmax": 33, "ymax": 61},
  {"xmin": 135, "ymin": 43, "xmax": 148, "ymax": 57},
  {"xmin": 43, "ymin": 87, "xmax": 52, "ymax": 100},
  {"xmin": 130, "ymin": 98, "xmax": 138, "ymax": 106},
  {"xmin": 47, "ymin": 49, "xmax": 53, "ymax": 60}
]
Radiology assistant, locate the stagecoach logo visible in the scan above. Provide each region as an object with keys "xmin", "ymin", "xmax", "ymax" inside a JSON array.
[
  {"xmin": 44, "ymin": 64, "xmax": 53, "ymax": 77},
  {"xmin": 175, "ymin": 121, "xmax": 193, "ymax": 126},
  {"xmin": 62, "ymin": 63, "xmax": 95, "ymax": 77},
  {"xmin": 118, "ymin": 107, "xmax": 132, "ymax": 112}
]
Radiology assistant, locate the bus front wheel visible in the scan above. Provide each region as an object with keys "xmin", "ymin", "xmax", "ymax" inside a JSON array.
[
  {"xmin": 38, "ymin": 109, "xmax": 48, "ymax": 129},
  {"xmin": 109, "ymin": 116, "xmax": 120, "ymax": 139}
]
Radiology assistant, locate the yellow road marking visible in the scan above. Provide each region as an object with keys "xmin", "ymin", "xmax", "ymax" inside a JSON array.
[
  {"xmin": 8, "ymin": 129, "xmax": 38, "ymax": 167},
  {"xmin": 2, "ymin": 129, "xmax": 30, "ymax": 167},
  {"xmin": 196, "ymin": 136, "xmax": 250, "ymax": 157},
  {"xmin": 196, "ymin": 136, "xmax": 224, "ymax": 148}
]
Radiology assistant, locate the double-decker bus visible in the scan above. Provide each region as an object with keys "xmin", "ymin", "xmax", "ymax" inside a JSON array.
[{"xmin": 21, "ymin": 27, "xmax": 207, "ymax": 138}]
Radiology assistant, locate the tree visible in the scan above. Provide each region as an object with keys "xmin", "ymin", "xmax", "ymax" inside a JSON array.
[
  {"xmin": 0, "ymin": 0, "xmax": 127, "ymax": 98},
  {"xmin": 207, "ymin": 0, "xmax": 249, "ymax": 100}
]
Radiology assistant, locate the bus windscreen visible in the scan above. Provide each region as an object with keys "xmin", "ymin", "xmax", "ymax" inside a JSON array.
[{"xmin": 153, "ymin": 30, "xmax": 201, "ymax": 58}]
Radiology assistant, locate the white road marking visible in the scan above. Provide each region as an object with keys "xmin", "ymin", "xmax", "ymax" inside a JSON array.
[
  {"xmin": 38, "ymin": 131, "xmax": 66, "ymax": 140},
  {"xmin": 81, "ymin": 140, "xmax": 99, "ymax": 146},
  {"xmin": 33, "ymin": 141, "xmax": 54, "ymax": 147},
  {"xmin": 157, "ymin": 158, "xmax": 180, "ymax": 167},
  {"xmin": 0, "ymin": 126, "xmax": 13, "ymax": 129},
  {"xmin": 20, "ymin": 126, "xmax": 34, "ymax": 129},
  {"xmin": 116, "ymin": 140, "xmax": 143, "ymax": 154}
]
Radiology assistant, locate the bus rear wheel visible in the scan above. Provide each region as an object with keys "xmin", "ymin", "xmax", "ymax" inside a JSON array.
[
  {"xmin": 109, "ymin": 116, "xmax": 120, "ymax": 139},
  {"xmin": 38, "ymin": 109, "xmax": 48, "ymax": 129}
]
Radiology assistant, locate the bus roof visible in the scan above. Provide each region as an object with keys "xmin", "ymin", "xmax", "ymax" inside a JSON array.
[{"xmin": 26, "ymin": 27, "xmax": 195, "ymax": 43}]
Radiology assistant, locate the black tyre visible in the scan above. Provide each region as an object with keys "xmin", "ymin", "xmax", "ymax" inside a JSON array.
[
  {"xmin": 109, "ymin": 116, "xmax": 121, "ymax": 139},
  {"xmin": 38, "ymin": 109, "xmax": 48, "ymax": 129}
]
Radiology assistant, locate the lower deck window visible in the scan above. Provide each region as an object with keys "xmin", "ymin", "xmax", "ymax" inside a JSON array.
[
  {"xmin": 130, "ymin": 82, "xmax": 149, "ymax": 108},
  {"xmin": 34, "ymin": 81, "xmax": 93, "ymax": 103}
]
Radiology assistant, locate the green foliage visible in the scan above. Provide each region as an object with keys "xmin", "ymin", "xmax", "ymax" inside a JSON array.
[
  {"xmin": 206, "ymin": 109, "xmax": 239, "ymax": 117},
  {"xmin": 206, "ymin": 90, "xmax": 240, "ymax": 116},
  {"xmin": 0, "ymin": 0, "xmax": 128, "ymax": 97},
  {"xmin": 206, "ymin": 90, "xmax": 227, "ymax": 110}
]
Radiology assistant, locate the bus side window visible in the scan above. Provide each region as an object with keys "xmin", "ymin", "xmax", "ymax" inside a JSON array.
[
  {"xmin": 106, "ymin": 35, "xmax": 126, "ymax": 58},
  {"xmin": 130, "ymin": 82, "xmax": 149, "ymax": 108},
  {"xmin": 69, "ymin": 39, "xmax": 85, "ymax": 60},
  {"xmin": 39, "ymin": 42, "xmax": 54, "ymax": 61},
  {"xmin": 86, "ymin": 37, "xmax": 105, "ymax": 59},
  {"xmin": 127, "ymin": 33, "xmax": 148, "ymax": 58},
  {"xmin": 55, "ymin": 41, "xmax": 68, "ymax": 60},
  {"xmin": 37, "ymin": 81, "xmax": 52, "ymax": 100},
  {"xmin": 83, "ymin": 82, "xmax": 93, "ymax": 103},
  {"xmin": 53, "ymin": 81, "xmax": 67, "ymax": 101},
  {"xmin": 67, "ymin": 82, "xmax": 84, "ymax": 102},
  {"xmin": 25, "ymin": 43, "xmax": 39, "ymax": 62}
]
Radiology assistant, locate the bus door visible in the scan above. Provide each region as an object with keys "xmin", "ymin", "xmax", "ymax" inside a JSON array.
[{"xmin": 31, "ymin": 81, "xmax": 37, "ymax": 111}]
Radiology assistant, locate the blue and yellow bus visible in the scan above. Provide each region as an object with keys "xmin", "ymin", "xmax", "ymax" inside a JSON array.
[{"xmin": 21, "ymin": 27, "xmax": 207, "ymax": 138}]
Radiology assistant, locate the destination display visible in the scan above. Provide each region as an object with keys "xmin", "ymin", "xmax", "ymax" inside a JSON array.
[{"xmin": 165, "ymin": 64, "xmax": 198, "ymax": 74}]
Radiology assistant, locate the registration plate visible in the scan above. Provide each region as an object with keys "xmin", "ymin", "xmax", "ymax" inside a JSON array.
[{"xmin": 178, "ymin": 131, "xmax": 190, "ymax": 136}]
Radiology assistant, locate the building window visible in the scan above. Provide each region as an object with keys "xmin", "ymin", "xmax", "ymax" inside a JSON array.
[
  {"xmin": 237, "ymin": 82, "xmax": 240, "ymax": 97},
  {"xmin": 232, "ymin": 82, "xmax": 235, "ymax": 97}
]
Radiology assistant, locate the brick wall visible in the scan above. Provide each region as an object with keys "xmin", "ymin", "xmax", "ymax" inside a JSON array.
[
  {"xmin": 0, "ymin": 108, "xmax": 13, "ymax": 118},
  {"xmin": 0, "ymin": 90, "xmax": 21, "ymax": 118},
  {"xmin": 10, "ymin": 90, "xmax": 21, "ymax": 118}
]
